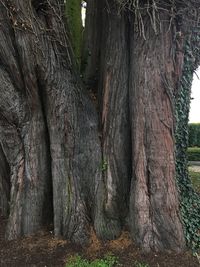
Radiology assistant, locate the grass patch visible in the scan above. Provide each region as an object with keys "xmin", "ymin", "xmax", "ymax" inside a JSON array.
[
  {"xmin": 65, "ymin": 254, "xmax": 119, "ymax": 267},
  {"xmin": 134, "ymin": 261, "xmax": 150, "ymax": 267},
  {"xmin": 189, "ymin": 170, "xmax": 200, "ymax": 193},
  {"xmin": 65, "ymin": 255, "xmax": 150, "ymax": 267}
]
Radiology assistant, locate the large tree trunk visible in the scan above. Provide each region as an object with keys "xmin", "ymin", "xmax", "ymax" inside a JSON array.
[
  {"xmin": 128, "ymin": 10, "xmax": 185, "ymax": 251},
  {"xmin": 0, "ymin": 2, "xmax": 52, "ymax": 237},
  {"xmin": 0, "ymin": 0, "xmax": 191, "ymax": 252},
  {"xmin": 0, "ymin": 0, "xmax": 101, "ymax": 244}
]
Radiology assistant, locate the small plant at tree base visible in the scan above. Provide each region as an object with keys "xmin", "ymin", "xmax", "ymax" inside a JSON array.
[{"xmin": 66, "ymin": 254, "xmax": 119, "ymax": 267}]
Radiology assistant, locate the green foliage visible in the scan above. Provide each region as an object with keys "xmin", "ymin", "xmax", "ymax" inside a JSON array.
[
  {"xmin": 66, "ymin": 254, "xmax": 119, "ymax": 267},
  {"xmin": 175, "ymin": 32, "xmax": 200, "ymax": 252},
  {"xmin": 101, "ymin": 159, "xmax": 108, "ymax": 172},
  {"xmin": 65, "ymin": 0, "xmax": 83, "ymax": 66},
  {"xmin": 134, "ymin": 261, "xmax": 150, "ymax": 267},
  {"xmin": 188, "ymin": 123, "xmax": 200, "ymax": 147},
  {"xmin": 187, "ymin": 147, "xmax": 200, "ymax": 161}
]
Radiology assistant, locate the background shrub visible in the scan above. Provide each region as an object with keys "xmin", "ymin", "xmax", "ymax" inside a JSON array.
[
  {"xmin": 187, "ymin": 147, "xmax": 200, "ymax": 161},
  {"xmin": 188, "ymin": 123, "xmax": 200, "ymax": 147}
]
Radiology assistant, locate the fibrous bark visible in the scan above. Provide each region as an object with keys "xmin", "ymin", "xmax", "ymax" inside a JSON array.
[
  {"xmin": 0, "ymin": 0, "xmax": 193, "ymax": 252},
  {"xmin": 94, "ymin": 0, "xmax": 131, "ymax": 240},
  {"xmin": 129, "ymin": 12, "xmax": 185, "ymax": 251},
  {"xmin": 0, "ymin": 0, "xmax": 101, "ymax": 243}
]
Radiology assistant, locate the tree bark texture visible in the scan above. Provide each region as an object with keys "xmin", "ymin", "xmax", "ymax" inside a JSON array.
[
  {"xmin": 0, "ymin": 0, "xmax": 190, "ymax": 252},
  {"xmin": 94, "ymin": 0, "xmax": 131, "ymax": 240},
  {"xmin": 0, "ymin": 0, "xmax": 101, "ymax": 244},
  {"xmin": 129, "ymin": 12, "xmax": 185, "ymax": 251},
  {"xmin": 0, "ymin": 145, "xmax": 10, "ymax": 217}
]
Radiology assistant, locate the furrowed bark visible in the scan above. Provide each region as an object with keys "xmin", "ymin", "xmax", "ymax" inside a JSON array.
[
  {"xmin": 34, "ymin": 1, "xmax": 102, "ymax": 243},
  {"xmin": 0, "ymin": 67, "xmax": 50, "ymax": 239},
  {"xmin": 0, "ymin": 0, "xmax": 192, "ymax": 253},
  {"xmin": 129, "ymin": 12, "xmax": 185, "ymax": 251},
  {"xmin": 94, "ymin": 0, "xmax": 131, "ymax": 240},
  {"xmin": 0, "ymin": 0, "xmax": 51, "ymax": 239},
  {"xmin": 0, "ymin": 0, "xmax": 102, "ymax": 243}
]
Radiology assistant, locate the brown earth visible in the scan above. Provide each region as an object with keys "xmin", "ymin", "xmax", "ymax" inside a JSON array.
[{"xmin": 0, "ymin": 215, "xmax": 199, "ymax": 267}]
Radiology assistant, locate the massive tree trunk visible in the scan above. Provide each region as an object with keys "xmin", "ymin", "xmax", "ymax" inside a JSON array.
[
  {"xmin": 0, "ymin": 0, "xmax": 101, "ymax": 243},
  {"xmin": 0, "ymin": 0, "xmax": 195, "ymax": 252}
]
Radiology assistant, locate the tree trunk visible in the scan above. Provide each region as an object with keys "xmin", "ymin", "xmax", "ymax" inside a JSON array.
[
  {"xmin": 94, "ymin": 0, "xmax": 131, "ymax": 240},
  {"xmin": 0, "ymin": 0, "xmax": 101, "ymax": 244},
  {"xmin": 128, "ymin": 11, "xmax": 185, "ymax": 251},
  {"xmin": 0, "ymin": 0, "xmax": 191, "ymax": 252}
]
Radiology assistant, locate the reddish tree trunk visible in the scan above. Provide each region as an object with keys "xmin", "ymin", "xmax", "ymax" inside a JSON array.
[
  {"xmin": 94, "ymin": 0, "xmax": 131, "ymax": 240},
  {"xmin": 0, "ymin": 0, "xmax": 189, "ymax": 252},
  {"xmin": 129, "ymin": 13, "xmax": 185, "ymax": 251}
]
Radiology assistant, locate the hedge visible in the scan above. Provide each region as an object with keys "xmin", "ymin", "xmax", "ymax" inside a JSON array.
[
  {"xmin": 187, "ymin": 147, "xmax": 200, "ymax": 161},
  {"xmin": 188, "ymin": 123, "xmax": 200, "ymax": 147}
]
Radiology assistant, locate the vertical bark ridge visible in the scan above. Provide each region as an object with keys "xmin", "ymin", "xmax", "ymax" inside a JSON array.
[
  {"xmin": 0, "ymin": 1, "xmax": 52, "ymax": 239},
  {"xmin": 94, "ymin": 1, "xmax": 132, "ymax": 240},
  {"xmin": 33, "ymin": 1, "xmax": 102, "ymax": 244}
]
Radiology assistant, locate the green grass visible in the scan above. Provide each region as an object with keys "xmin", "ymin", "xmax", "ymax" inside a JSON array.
[
  {"xmin": 189, "ymin": 170, "xmax": 200, "ymax": 193},
  {"xmin": 65, "ymin": 255, "xmax": 150, "ymax": 267},
  {"xmin": 134, "ymin": 261, "xmax": 150, "ymax": 267},
  {"xmin": 65, "ymin": 254, "xmax": 119, "ymax": 267}
]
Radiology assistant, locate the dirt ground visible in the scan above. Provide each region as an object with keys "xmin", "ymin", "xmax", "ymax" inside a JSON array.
[{"xmin": 0, "ymin": 215, "xmax": 199, "ymax": 267}]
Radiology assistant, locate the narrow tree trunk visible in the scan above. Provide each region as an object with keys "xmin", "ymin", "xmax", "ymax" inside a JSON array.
[
  {"xmin": 129, "ymin": 12, "xmax": 185, "ymax": 251},
  {"xmin": 94, "ymin": 0, "xmax": 132, "ymax": 240}
]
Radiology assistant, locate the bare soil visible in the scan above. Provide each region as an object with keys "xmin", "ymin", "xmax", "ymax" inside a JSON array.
[{"xmin": 0, "ymin": 215, "xmax": 199, "ymax": 267}]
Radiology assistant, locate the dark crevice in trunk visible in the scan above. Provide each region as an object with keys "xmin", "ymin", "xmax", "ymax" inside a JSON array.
[
  {"xmin": 35, "ymin": 71, "xmax": 53, "ymax": 225},
  {"xmin": 0, "ymin": 144, "xmax": 11, "ymax": 218}
]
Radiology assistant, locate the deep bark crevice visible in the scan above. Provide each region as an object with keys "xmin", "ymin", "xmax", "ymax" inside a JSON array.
[{"xmin": 0, "ymin": 144, "xmax": 11, "ymax": 218}]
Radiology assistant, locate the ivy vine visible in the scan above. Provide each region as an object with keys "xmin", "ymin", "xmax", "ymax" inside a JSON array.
[{"xmin": 175, "ymin": 28, "xmax": 200, "ymax": 252}]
